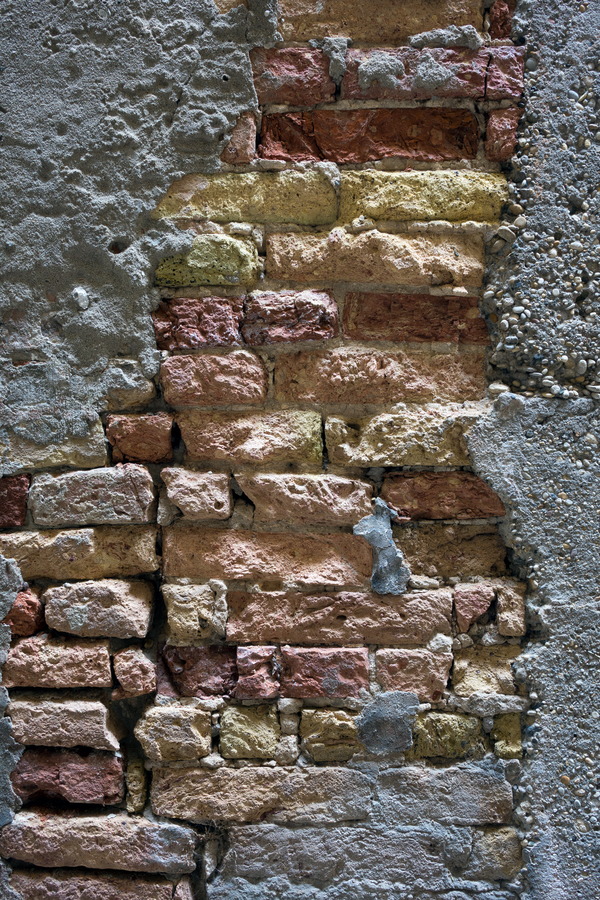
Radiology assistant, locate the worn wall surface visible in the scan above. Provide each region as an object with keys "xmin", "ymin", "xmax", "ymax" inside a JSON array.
[{"xmin": 0, "ymin": 0, "xmax": 597, "ymax": 898}]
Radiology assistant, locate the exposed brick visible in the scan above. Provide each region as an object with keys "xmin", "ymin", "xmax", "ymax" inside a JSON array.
[
  {"xmin": 0, "ymin": 526, "xmax": 159, "ymax": 580},
  {"xmin": 242, "ymin": 290, "xmax": 338, "ymax": 344},
  {"xmin": 280, "ymin": 647, "xmax": 369, "ymax": 698},
  {"xmin": 154, "ymin": 235, "xmax": 259, "ymax": 288},
  {"xmin": 487, "ymin": 47, "xmax": 525, "ymax": 100},
  {"xmin": 259, "ymin": 108, "xmax": 479, "ymax": 163},
  {"xmin": 162, "ymin": 644, "xmax": 238, "ymax": 696},
  {"xmin": 454, "ymin": 582, "xmax": 495, "ymax": 633},
  {"xmin": 234, "ymin": 645, "xmax": 280, "ymax": 699},
  {"xmin": 486, "ymin": 108, "xmax": 522, "ymax": 162},
  {"xmin": 489, "ymin": 0, "xmax": 516, "ymax": 39},
  {"xmin": 161, "ymin": 469, "xmax": 232, "ymax": 520},
  {"xmin": 153, "ymin": 296, "xmax": 244, "ymax": 350},
  {"xmin": 221, "ymin": 111, "xmax": 256, "ymax": 164},
  {"xmin": 342, "ymin": 48, "xmax": 489, "ymax": 101},
  {"xmin": 4, "ymin": 634, "xmax": 112, "ymax": 689},
  {"xmin": 276, "ymin": 0, "xmax": 483, "ymax": 43},
  {"xmin": 252, "ymin": 47, "xmax": 335, "ymax": 105},
  {"xmin": 381, "ymin": 472, "xmax": 506, "ymax": 519},
  {"xmin": 396, "ymin": 523, "xmax": 507, "ymax": 579},
  {"xmin": 235, "ymin": 473, "xmax": 372, "ymax": 525},
  {"xmin": 43, "ymin": 579, "xmax": 153, "ymax": 639},
  {"xmin": 275, "ymin": 347, "xmax": 486, "ymax": 404},
  {"xmin": 3, "ymin": 588, "xmax": 44, "ymax": 636},
  {"xmin": 162, "ymin": 582, "xmax": 227, "ymax": 645},
  {"xmin": 8, "ymin": 696, "xmax": 121, "ymax": 750},
  {"xmin": 376, "ymin": 649, "xmax": 453, "ymax": 701},
  {"xmin": 0, "ymin": 473, "xmax": 29, "ymax": 527},
  {"xmin": 11, "ymin": 748, "xmax": 124, "ymax": 805},
  {"xmin": 300, "ymin": 709, "xmax": 361, "ymax": 761},
  {"xmin": 28, "ymin": 464, "xmax": 156, "ymax": 527},
  {"xmin": 496, "ymin": 579, "xmax": 526, "ymax": 637},
  {"xmin": 342, "ymin": 292, "xmax": 488, "ymax": 344},
  {"xmin": 160, "ymin": 352, "xmax": 267, "ymax": 408},
  {"xmin": 220, "ymin": 703, "xmax": 280, "ymax": 758},
  {"xmin": 453, "ymin": 646, "xmax": 520, "ymax": 696},
  {"xmin": 178, "ymin": 410, "xmax": 323, "ymax": 466},
  {"xmin": 155, "ymin": 170, "xmax": 336, "ymax": 225},
  {"xmin": 267, "ymin": 231, "xmax": 484, "ymax": 288},
  {"xmin": 106, "ymin": 413, "xmax": 173, "ymax": 463},
  {"xmin": 151, "ymin": 765, "xmax": 372, "ymax": 824},
  {"xmin": 10, "ymin": 870, "xmax": 174, "ymax": 900},
  {"xmin": 113, "ymin": 647, "xmax": 157, "ymax": 697},
  {"xmin": 134, "ymin": 706, "xmax": 212, "ymax": 762},
  {"xmin": 464, "ymin": 826, "xmax": 523, "ymax": 881},
  {"xmin": 412, "ymin": 712, "xmax": 484, "ymax": 759},
  {"xmin": 227, "ymin": 588, "xmax": 453, "ymax": 645},
  {"xmin": 163, "ymin": 525, "xmax": 372, "ymax": 587}
]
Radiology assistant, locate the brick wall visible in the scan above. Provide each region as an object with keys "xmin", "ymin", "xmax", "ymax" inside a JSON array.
[{"xmin": 0, "ymin": 1, "xmax": 528, "ymax": 897}]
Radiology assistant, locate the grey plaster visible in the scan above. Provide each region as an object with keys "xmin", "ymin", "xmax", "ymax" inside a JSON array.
[
  {"xmin": 0, "ymin": 557, "xmax": 24, "ymax": 835},
  {"xmin": 353, "ymin": 499, "xmax": 411, "ymax": 595},
  {"xmin": 356, "ymin": 51, "xmax": 406, "ymax": 92},
  {"xmin": 409, "ymin": 26, "xmax": 484, "ymax": 50},
  {"xmin": 309, "ymin": 38, "xmax": 349, "ymax": 85},
  {"xmin": 356, "ymin": 691, "xmax": 418, "ymax": 756}
]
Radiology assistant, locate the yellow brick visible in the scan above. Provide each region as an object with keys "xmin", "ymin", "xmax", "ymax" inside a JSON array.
[
  {"xmin": 155, "ymin": 235, "xmax": 259, "ymax": 287},
  {"xmin": 155, "ymin": 170, "xmax": 338, "ymax": 226},
  {"xmin": 492, "ymin": 714, "xmax": 523, "ymax": 759},
  {"xmin": 339, "ymin": 171, "xmax": 509, "ymax": 223},
  {"xmin": 453, "ymin": 646, "xmax": 520, "ymax": 697}
]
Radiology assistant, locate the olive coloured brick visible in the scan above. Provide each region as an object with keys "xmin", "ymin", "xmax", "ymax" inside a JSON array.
[
  {"xmin": 160, "ymin": 352, "xmax": 267, "ymax": 408},
  {"xmin": 235, "ymin": 473, "xmax": 372, "ymax": 526},
  {"xmin": 267, "ymin": 231, "xmax": 483, "ymax": 288},
  {"xmin": 11, "ymin": 748, "xmax": 125, "ymax": 805},
  {"xmin": 3, "ymin": 634, "xmax": 112, "ymax": 689},
  {"xmin": 259, "ymin": 109, "xmax": 479, "ymax": 164},
  {"xmin": 11, "ymin": 871, "xmax": 176, "ymax": 900},
  {"xmin": 106, "ymin": 413, "xmax": 173, "ymax": 463},
  {"xmin": 8, "ymin": 696, "xmax": 121, "ymax": 750},
  {"xmin": 155, "ymin": 235, "xmax": 259, "ymax": 288},
  {"xmin": 0, "ymin": 473, "xmax": 29, "ymax": 527},
  {"xmin": 153, "ymin": 296, "xmax": 244, "ymax": 350},
  {"xmin": 376, "ymin": 649, "xmax": 453, "ymax": 701},
  {"xmin": 241, "ymin": 290, "xmax": 338, "ymax": 345},
  {"xmin": 342, "ymin": 292, "xmax": 488, "ymax": 344},
  {"xmin": 381, "ymin": 472, "xmax": 505, "ymax": 519},
  {"xmin": 163, "ymin": 526, "xmax": 372, "ymax": 587},
  {"xmin": 251, "ymin": 47, "xmax": 335, "ymax": 106},
  {"xmin": 280, "ymin": 647, "xmax": 369, "ymax": 698}
]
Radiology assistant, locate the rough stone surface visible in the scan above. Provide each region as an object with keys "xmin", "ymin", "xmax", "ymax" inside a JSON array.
[
  {"xmin": 0, "ymin": 475, "xmax": 29, "ymax": 527},
  {"xmin": 454, "ymin": 582, "xmax": 495, "ymax": 633},
  {"xmin": 11, "ymin": 748, "xmax": 125, "ymax": 805},
  {"xmin": 357, "ymin": 691, "xmax": 419, "ymax": 756},
  {"xmin": 395, "ymin": 522, "xmax": 507, "ymax": 579},
  {"xmin": 300, "ymin": 709, "xmax": 361, "ymax": 761},
  {"xmin": 242, "ymin": 290, "xmax": 338, "ymax": 345},
  {"xmin": 151, "ymin": 765, "xmax": 372, "ymax": 824},
  {"xmin": 134, "ymin": 706, "xmax": 211, "ymax": 762},
  {"xmin": 1, "ymin": 420, "xmax": 108, "ymax": 476},
  {"xmin": 161, "ymin": 469, "xmax": 232, "ymax": 521},
  {"xmin": 220, "ymin": 704, "xmax": 280, "ymax": 758},
  {"xmin": 3, "ymin": 634, "xmax": 112, "ymax": 688},
  {"xmin": 234, "ymin": 645, "xmax": 279, "ymax": 699},
  {"xmin": 43, "ymin": 579, "xmax": 153, "ymax": 639},
  {"xmin": 160, "ymin": 351, "xmax": 267, "ymax": 408},
  {"xmin": 353, "ymin": 499, "xmax": 411, "ymax": 595},
  {"xmin": 3, "ymin": 588, "xmax": 45, "ymax": 637},
  {"xmin": 464, "ymin": 826, "xmax": 523, "ymax": 881},
  {"xmin": 155, "ymin": 235, "xmax": 259, "ymax": 288},
  {"xmin": 220, "ymin": 111, "xmax": 257, "ymax": 165},
  {"xmin": 381, "ymin": 471, "xmax": 505, "ymax": 520},
  {"xmin": 0, "ymin": 812, "xmax": 197, "ymax": 874},
  {"xmin": 28, "ymin": 464, "xmax": 155, "ymax": 527},
  {"xmin": 376, "ymin": 649, "xmax": 453, "ymax": 701},
  {"xmin": 236, "ymin": 473, "xmax": 372, "ymax": 525},
  {"xmin": 113, "ymin": 647, "xmax": 157, "ymax": 697},
  {"xmin": 452, "ymin": 646, "xmax": 519, "ymax": 696},
  {"xmin": 412, "ymin": 712, "xmax": 484, "ymax": 759},
  {"xmin": 106, "ymin": 414, "xmax": 173, "ymax": 464},
  {"xmin": 496, "ymin": 579, "xmax": 526, "ymax": 637},
  {"xmin": 161, "ymin": 644, "xmax": 238, "ymax": 697},
  {"xmin": 252, "ymin": 47, "xmax": 335, "ymax": 105},
  {"xmin": 163, "ymin": 581, "xmax": 227, "ymax": 644},
  {"xmin": 10, "ymin": 870, "xmax": 174, "ymax": 900},
  {"xmin": 280, "ymin": 647, "xmax": 369, "ymax": 698},
  {"xmin": 8, "ymin": 697, "xmax": 120, "ymax": 750},
  {"xmin": 485, "ymin": 108, "xmax": 522, "ymax": 162},
  {"xmin": 154, "ymin": 296, "xmax": 244, "ymax": 350}
]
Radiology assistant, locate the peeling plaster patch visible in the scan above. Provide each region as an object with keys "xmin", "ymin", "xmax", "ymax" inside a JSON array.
[
  {"xmin": 357, "ymin": 691, "xmax": 419, "ymax": 756},
  {"xmin": 309, "ymin": 37, "xmax": 349, "ymax": 85},
  {"xmin": 356, "ymin": 51, "xmax": 406, "ymax": 92},
  {"xmin": 353, "ymin": 499, "xmax": 411, "ymax": 595},
  {"xmin": 409, "ymin": 25, "xmax": 484, "ymax": 50}
]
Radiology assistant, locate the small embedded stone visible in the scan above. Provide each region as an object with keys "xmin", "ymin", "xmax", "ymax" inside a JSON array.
[
  {"xmin": 43, "ymin": 578, "xmax": 153, "ymax": 639},
  {"xmin": 11, "ymin": 748, "xmax": 125, "ymax": 805},
  {"xmin": 134, "ymin": 705, "xmax": 212, "ymax": 762},
  {"xmin": 357, "ymin": 691, "xmax": 419, "ymax": 755},
  {"xmin": 0, "ymin": 473, "xmax": 29, "ymax": 527},
  {"xmin": 3, "ymin": 588, "xmax": 44, "ymax": 636},
  {"xmin": 220, "ymin": 704, "xmax": 280, "ymax": 758},
  {"xmin": 280, "ymin": 647, "xmax": 369, "ymax": 698},
  {"xmin": 113, "ymin": 647, "xmax": 157, "ymax": 697},
  {"xmin": 106, "ymin": 413, "xmax": 173, "ymax": 463},
  {"xmin": 3, "ymin": 634, "xmax": 112, "ymax": 689}
]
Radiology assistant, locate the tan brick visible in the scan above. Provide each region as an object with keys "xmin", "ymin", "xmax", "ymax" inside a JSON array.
[
  {"xmin": 376, "ymin": 649, "xmax": 453, "ymax": 701},
  {"xmin": 275, "ymin": 347, "xmax": 486, "ymax": 404},
  {"xmin": 267, "ymin": 230, "xmax": 484, "ymax": 288},
  {"xmin": 162, "ymin": 581, "xmax": 227, "ymax": 646},
  {"xmin": 496, "ymin": 578, "xmax": 526, "ymax": 637},
  {"xmin": 155, "ymin": 235, "xmax": 260, "ymax": 288},
  {"xmin": 0, "ymin": 526, "xmax": 159, "ymax": 580},
  {"xmin": 381, "ymin": 471, "xmax": 505, "ymax": 519},
  {"xmin": 235, "ymin": 473, "xmax": 372, "ymax": 525},
  {"xmin": 178, "ymin": 410, "xmax": 323, "ymax": 466},
  {"xmin": 8, "ymin": 696, "xmax": 121, "ymax": 750},
  {"xmin": 163, "ymin": 525, "xmax": 371, "ymax": 587},
  {"xmin": 106, "ymin": 413, "xmax": 173, "ymax": 463},
  {"xmin": 160, "ymin": 352, "xmax": 267, "ymax": 407},
  {"xmin": 300, "ymin": 709, "xmax": 361, "ymax": 761},
  {"xmin": 453, "ymin": 646, "xmax": 520, "ymax": 696},
  {"xmin": 113, "ymin": 647, "xmax": 157, "ymax": 698},
  {"xmin": 134, "ymin": 706, "xmax": 212, "ymax": 762},
  {"xmin": 161, "ymin": 469, "xmax": 232, "ymax": 521},
  {"xmin": 43, "ymin": 579, "xmax": 153, "ymax": 639},
  {"xmin": 220, "ymin": 704, "xmax": 280, "ymax": 758},
  {"xmin": 4, "ymin": 634, "xmax": 112, "ymax": 688},
  {"xmin": 396, "ymin": 523, "xmax": 507, "ymax": 579},
  {"xmin": 463, "ymin": 826, "xmax": 523, "ymax": 881},
  {"xmin": 492, "ymin": 714, "xmax": 523, "ymax": 759}
]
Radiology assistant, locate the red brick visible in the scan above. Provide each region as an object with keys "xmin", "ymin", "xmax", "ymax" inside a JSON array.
[
  {"xmin": 342, "ymin": 49, "xmax": 488, "ymax": 101},
  {"xmin": 163, "ymin": 525, "xmax": 372, "ymax": 587},
  {"xmin": 251, "ymin": 47, "xmax": 335, "ymax": 106},
  {"xmin": 376, "ymin": 649, "xmax": 453, "ymax": 701},
  {"xmin": 242, "ymin": 290, "xmax": 338, "ymax": 345},
  {"xmin": 11, "ymin": 748, "xmax": 124, "ymax": 805},
  {"xmin": 381, "ymin": 472, "xmax": 506, "ymax": 519},
  {"xmin": 153, "ymin": 297, "xmax": 244, "ymax": 350},
  {"xmin": 4, "ymin": 634, "xmax": 112, "ymax": 689},
  {"xmin": 487, "ymin": 47, "xmax": 525, "ymax": 101},
  {"xmin": 454, "ymin": 583, "xmax": 495, "ymax": 633},
  {"xmin": 221, "ymin": 112, "xmax": 256, "ymax": 164},
  {"xmin": 160, "ymin": 352, "xmax": 267, "ymax": 408},
  {"xmin": 259, "ymin": 108, "xmax": 479, "ymax": 164},
  {"xmin": 489, "ymin": 0, "xmax": 516, "ymax": 39},
  {"xmin": 280, "ymin": 647, "xmax": 369, "ymax": 698},
  {"xmin": 106, "ymin": 413, "xmax": 173, "ymax": 463},
  {"xmin": 396, "ymin": 523, "xmax": 507, "ymax": 579},
  {"xmin": 486, "ymin": 109, "xmax": 522, "ymax": 162},
  {"xmin": 234, "ymin": 646, "xmax": 279, "ymax": 699},
  {"xmin": 0, "ymin": 474, "xmax": 29, "ymax": 527},
  {"xmin": 161, "ymin": 645, "xmax": 237, "ymax": 696},
  {"xmin": 3, "ymin": 588, "xmax": 44, "ymax": 636}
]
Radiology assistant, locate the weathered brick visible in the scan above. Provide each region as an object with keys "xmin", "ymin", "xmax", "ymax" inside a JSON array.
[
  {"xmin": 113, "ymin": 647, "xmax": 157, "ymax": 697},
  {"xmin": 486, "ymin": 108, "xmax": 522, "ymax": 162},
  {"xmin": 343, "ymin": 291, "xmax": 488, "ymax": 344},
  {"xmin": 487, "ymin": 47, "xmax": 525, "ymax": 100},
  {"xmin": 259, "ymin": 109, "xmax": 479, "ymax": 163},
  {"xmin": 412, "ymin": 712, "xmax": 484, "ymax": 759},
  {"xmin": 134, "ymin": 706, "xmax": 212, "ymax": 762},
  {"xmin": 464, "ymin": 826, "xmax": 523, "ymax": 880},
  {"xmin": 2, "ymin": 418, "xmax": 107, "ymax": 473},
  {"xmin": 153, "ymin": 296, "xmax": 244, "ymax": 350},
  {"xmin": 396, "ymin": 523, "xmax": 507, "ymax": 579},
  {"xmin": 8, "ymin": 696, "xmax": 120, "ymax": 750},
  {"xmin": 376, "ymin": 649, "xmax": 452, "ymax": 701},
  {"xmin": 280, "ymin": 647, "xmax": 369, "ymax": 698},
  {"xmin": 492, "ymin": 714, "xmax": 523, "ymax": 759},
  {"xmin": 10, "ymin": 870, "xmax": 174, "ymax": 900},
  {"xmin": 106, "ymin": 413, "xmax": 173, "ymax": 463},
  {"xmin": 178, "ymin": 410, "xmax": 323, "ymax": 466},
  {"xmin": 43, "ymin": 579, "xmax": 153, "ymax": 638},
  {"xmin": 221, "ymin": 111, "xmax": 256, "ymax": 164},
  {"xmin": 227, "ymin": 588, "xmax": 452, "ymax": 645},
  {"xmin": 339, "ymin": 171, "xmax": 508, "ymax": 222},
  {"xmin": 276, "ymin": 0, "xmax": 483, "ymax": 43},
  {"xmin": 234, "ymin": 645, "xmax": 280, "ymax": 699},
  {"xmin": 489, "ymin": 0, "xmax": 516, "ymax": 38},
  {"xmin": 381, "ymin": 471, "xmax": 505, "ymax": 519},
  {"xmin": 325, "ymin": 403, "xmax": 481, "ymax": 468},
  {"xmin": 4, "ymin": 634, "xmax": 112, "ymax": 689},
  {"xmin": 0, "ymin": 526, "xmax": 159, "ymax": 580},
  {"xmin": 252, "ymin": 47, "xmax": 335, "ymax": 105},
  {"xmin": 155, "ymin": 170, "xmax": 337, "ymax": 226},
  {"xmin": 163, "ymin": 526, "xmax": 372, "ymax": 587},
  {"xmin": 454, "ymin": 582, "xmax": 495, "ymax": 632},
  {"xmin": 242, "ymin": 290, "xmax": 338, "ymax": 344},
  {"xmin": 11, "ymin": 748, "xmax": 124, "ymax": 805},
  {"xmin": 162, "ymin": 644, "xmax": 238, "ymax": 696},
  {"xmin": 151, "ymin": 765, "xmax": 372, "ymax": 824},
  {"xmin": 0, "ymin": 473, "xmax": 29, "ymax": 527},
  {"xmin": 300, "ymin": 709, "xmax": 361, "ymax": 761},
  {"xmin": 29, "ymin": 464, "xmax": 155, "ymax": 527},
  {"xmin": 161, "ymin": 469, "xmax": 232, "ymax": 520},
  {"xmin": 155, "ymin": 235, "xmax": 259, "ymax": 288},
  {"xmin": 3, "ymin": 588, "xmax": 44, "ymax": 636},
  {"xmin": 160, "ymin": 352, "xmax": 267, "ymax": 408},
  {"xmin": 453, "ymin": 646, "xmax": 520, "ymax": 696},
  {"xmin": 0, "ymin": 812, "xmax": 197, "ymax": 874},
  {"xmin": 235, "ymin": 473, "xmax": 372, "ymax": 525},
  {"xmin": 220, "ymin": 704, "xmax": 280, "ymax": 758},
  {"xmin": 275, "ymin": 347, "xmax": 486, "ymax": 404},
  {"xmin": 162, "ymin": 582, "xmax": 227, "ymax": 644},
  {"xmin": 342, "ymin": 48, "xmax": 489, "ymax": 101},
  {"xmin": 496, "ymin": 578, "xmax": 526, "ymax": 636},
  {"xmin": 267, "ymin": 231, "xmax": 483, "ymax": 288}
]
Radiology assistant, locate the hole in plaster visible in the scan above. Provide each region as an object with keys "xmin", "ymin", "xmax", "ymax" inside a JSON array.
[{"xmin": 108, "ymin": 239, "xmax": 129, "ymax": 254}]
